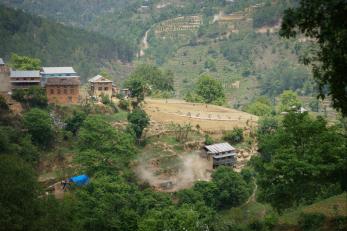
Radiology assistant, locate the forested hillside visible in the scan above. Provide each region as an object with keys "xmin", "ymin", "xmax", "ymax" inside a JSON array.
[{"xmin": 0, "ymin": 6, "xmax": 132, "ymax": 80}]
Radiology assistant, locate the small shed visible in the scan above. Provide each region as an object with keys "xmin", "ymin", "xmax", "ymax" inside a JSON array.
[{"xmin": 204, "ymin": 142, "xmax": 237, "ymax": 168}]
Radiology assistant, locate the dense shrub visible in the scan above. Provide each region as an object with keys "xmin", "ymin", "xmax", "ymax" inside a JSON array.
[
  {"xmin": 223, "ymin": 128, "xmax": 244, "ymax": 144},
  {"xmin": 298, "ymin": 213, "xmax": 325, "ymax": 231}
]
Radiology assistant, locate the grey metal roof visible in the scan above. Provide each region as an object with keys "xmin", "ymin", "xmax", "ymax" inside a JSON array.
[
  {"xmin": 88, "ymin": 75, "xmax": 112, "ymax": 83},
  {"xmin": 205, "ymin": 142, "xmax": 235, "ymax": 154},
  {"xmin": 0, "ymin": 58, "xmax": 4, "ymax": 65},
  {"xmin": 41, "ymin": 67, "xmax": 76, "ymax": 74},
  {"xmin": 10, "ymin": 70, "xmax": 41, "ymax": 78}
]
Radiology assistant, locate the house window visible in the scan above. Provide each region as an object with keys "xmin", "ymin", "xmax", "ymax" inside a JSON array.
[
  {"xmin": 70, "ymin": 88, "xmax": 74, "ymax": 94},
  {"xmin": 104, "ymin": 87, "xmax": 108, "ymax": 91},
  {"xmin": 67, "ymin": 96, "xmax": 72, "ymax": 103},
  {"xmin": 98, "ymin": 87, "xmax": 102, "ymax": 91},
  {"xmin": 64, "ymin": 88, "xmax": 67, "ymax": 94},
  {"xmin": 23, "ymin": 78, "xmax": 27, "ymax": 80},
  {"xmin": 50, "ymin": 89, "xmax": 54, "ymax": 94},
  {"xmin": 57, "ymin": 88, "xmax": 61, "ymax": 94}
]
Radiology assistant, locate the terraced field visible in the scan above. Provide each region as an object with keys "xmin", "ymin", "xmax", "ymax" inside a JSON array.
[{"xmin": 143, "ymin": 98, "xmax": 258, "ymax": 133}]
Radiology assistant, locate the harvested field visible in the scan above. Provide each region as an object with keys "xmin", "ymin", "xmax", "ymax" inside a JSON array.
[{"xmin": 143, "ymin": 98, "xmax": 258, "ymax": 133}]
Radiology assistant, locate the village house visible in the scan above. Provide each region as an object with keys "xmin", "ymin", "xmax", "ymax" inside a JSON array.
[
  {"xmin": 45, "ymin": 77, "xmax": 80, "ymax": 104},
  {"xmin": 88, "ymin": 75, "xmax": 113, "ymax": 98},
  {"xmin": 41, "ymin": 67, "xmax": 79, "ymax": 85},
  {"xmin": 10, "ymin": 70, "xmax": 41, "ymax": 90},
  {"xmin": 41, "ymin": 67, "xmax": 81, "ymax": 104},
  {"xmin": 204, "ymin": 142, "xmax": 237, "ymax": 168},
  {"xmin": 0, "ymin": 58, "xmax": 10, "ymax": 93}
]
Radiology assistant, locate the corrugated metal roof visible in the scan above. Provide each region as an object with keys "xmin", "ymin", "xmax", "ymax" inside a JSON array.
[
  {"xmin": 46, "ymin": 77, "xmax": 80, "ymax": 86},
  {"xmin": 0, "ymin": 58, "xmax": 4, "ymax": 65},
  {"xmin": 10, "ymin": 70, "xmax": 41, "ymax": 78},
  {"xmin": 88, "ymin": 75, "xmax": 112, "ymax": 83},
  {"xmin": 204, "ymin": 142, "xmax": 235, "ymax": 154},
  {"xmin": 42, "ymin": 67, "xmax": 76, "ymax": 74}
]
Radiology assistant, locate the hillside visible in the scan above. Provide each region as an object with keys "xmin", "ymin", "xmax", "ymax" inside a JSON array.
[{"xmin": 0, "ymin": 5, "xmax": 131, "ymax": 81}]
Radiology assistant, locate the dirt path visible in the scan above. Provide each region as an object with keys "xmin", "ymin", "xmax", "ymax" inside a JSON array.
[
  {"xmin": 140, "ymin": 29, "xmax": 151, "ymax": 57},
  {"xmin": 246, "ymin": 180, "xmax": 258, "ymax": 204}
]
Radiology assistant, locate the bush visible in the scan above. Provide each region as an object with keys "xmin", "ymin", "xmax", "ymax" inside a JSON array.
[
  {"xmin": 223, "ymin": 128, "xmax": 244, "ymax": 144},
  {"xmin": 298, "ymin": 213, "xmax": 325, "ymax": 231},
  {"xmin": 118, "ymin": 99, "xmax": 130, "ymax": 111},
  {"xmin": 23, "ymin": 108, "xmax": 55, "ymax": 148},
  {"xmin": 0, "ymin": 95, "xmax": 9, "ymax": 112},
  {"xmin": 204, "ymin": 134, "xmax": 214, "ymax": 145},
  {"xmin": 12, "ymin": 86, "xmax": 47, "ymax": 108}
]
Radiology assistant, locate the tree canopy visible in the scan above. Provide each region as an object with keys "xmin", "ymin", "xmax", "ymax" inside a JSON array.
[
  {"xmin": 9, "ymin": 53, "xmax": 41, "ymax": 70},
  {"xmin": 127, "ymin": 108, "xmax": 150, "ymax": 141},
  {"xmin": 194, "ymin": 75, "xmax": 225, "ymax": 105},
  {"xmin": 280, "ymin": 0, "xmax": 347, "ymax": 116},
  {"xmin": 23, "ymin": 108, "xmax": 55, "ymax": 148},
  {"xmin": 255, "ymin": 113, "xmax": 347, "ymax": 211}
]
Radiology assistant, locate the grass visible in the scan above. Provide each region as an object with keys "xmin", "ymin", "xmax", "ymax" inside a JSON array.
[
  {"xmin": 219, "ymin": 201, "xmax": 272, "ymax": 225},
  {"xmin": 278, "ymin": 193, "xmax": 347, "ymax": 225},
  {"xmin": 97, "ymin": 110, "xmax": 128, "ymax": 122}
]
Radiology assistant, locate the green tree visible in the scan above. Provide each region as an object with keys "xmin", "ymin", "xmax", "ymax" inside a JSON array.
[
  {"xmin": 12, "ymin": 86, "xmax": 48, "ymax": 108},
  {"xmin": 125, "ymin": 65, "xmax": 174, "ymax": 100},
  {"xmin": 125, "ymin": 78, "xmax": 147, "ymax": 103},
  {"xmin": 244, "ymin": 97, "xmax": 273, "ymax": 116},
  {"xmin": 223, "ymin": 128, "xmax": 244, "ymax": 144},
  {"xmin": 256, "ymin": 113, "xmax": 347, "ymax": 210},
  {"xmin": 0, "ymin": 155, "xmax": 40, "ymax": 230},
  {"xmin": 9, "ymin": 53, "xmax": 41, "ymax": 70},
  {"xmin": 65, "ymin": 111, "xmax": 87, "ymax": 136},
  {"xmin": 280, "ymin": 0, "xmax": 347, "ymax": 115},
  {"xmin": 0, "ymin": 95, "xmax": 9, "ymax": 112},
  {"xmin": 139, "ymin": 205, "xmax": 205, "ymax": 231},
  {"xmin": 127, "ymin": 108, "xmax": 150, "ymax": 141},
  {"xmin": 23, "ymin": 108, "xmax": 54, "ymax": 148},
  {"xmin": 278, "ymin": 90, "xmax": 302, "ymax": 112},
  {"xmin": 196, "ymin": 75, "xmax": 225, "ymax": 105},
  {"xmin": 211, "ymin": 167, "xmax": 251, "ymax": 209}
]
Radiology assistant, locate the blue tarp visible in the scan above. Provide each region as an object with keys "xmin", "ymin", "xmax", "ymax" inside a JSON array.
[{"xmin": 69, "ymin": 175, "xmax": 90, "ymax": 186}]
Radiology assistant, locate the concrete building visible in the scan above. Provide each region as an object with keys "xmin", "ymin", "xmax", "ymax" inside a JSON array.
[
  {"xmin": 204, "ymin": 142, "xmax": 237, "ymax": 168},
  {"xmin": 10, "ymin": 70, "xmax": 41, "ymax": 90},
  {"xmin": 0, "ymin": 58, "xmax": 10, "ymax": 93},
  {"xmin": 88, "ymin": 75, "xmax": 113, "ymax": 98},
  {"xmin": 41, "ymin": 67, "xmax": 79, "ymax": 85},
  {"xmin": 45, "ymin": 77, "xmax": 80, "ymax": 104}
]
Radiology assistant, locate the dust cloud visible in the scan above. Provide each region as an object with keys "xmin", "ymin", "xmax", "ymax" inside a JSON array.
[{"xmin": 135, "ymin": 151, "xmax": 212, "ymax": 192}]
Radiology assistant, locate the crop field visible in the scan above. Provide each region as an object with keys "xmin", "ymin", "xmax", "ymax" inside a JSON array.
[{"xmin": 143, "ymin": 98, "xmax": 258, "ymax": 133}]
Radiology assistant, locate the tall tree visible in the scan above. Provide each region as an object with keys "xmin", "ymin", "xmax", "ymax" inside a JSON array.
[
  {"xmin": 280, "ymin": 0, "xmax": 347, "ymax": 116},
  {"xmin": 23, "ymin": 108, "xmax": 54, "ymax": 148},
  {"xmin": 9, "ymin": 53, "xmax": 41, "ymax": 70},
  {"xmin": 127, "ymin": 108, "xmax": 150, "ymax": 141},
  {"xmin": 196, "ymin": 75, "xmax": 225, "ymax": 105},
  {"xmin": 0, "ymin": 155, "xmax": 40, "ymax": 230},
  {"xmin": 256, "ymin": 113, "xmax": 347, "ymax": 210}
]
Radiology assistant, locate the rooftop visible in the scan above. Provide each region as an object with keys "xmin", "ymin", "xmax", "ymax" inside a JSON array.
[
  {"xmin": 0, "ymin": 58, "xmax": 4, "ymax": 65},
  {"xmin": 41, "ymin": 67, "xmax": 76, "ymax": 74},
  {"xmin": 10, "ymin": 70, "xmax": 41, "ymax": 78},
  {"xmin": 204, "ymin": 142, "xmax": 235, "ymax": 154},
  {"xmin": 45, "ymin": 77, "xmax": 80, "ymax": 86},
  {"xmin": 88, "ymin": 75, "xmax": 112, "ymax": 83}
]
